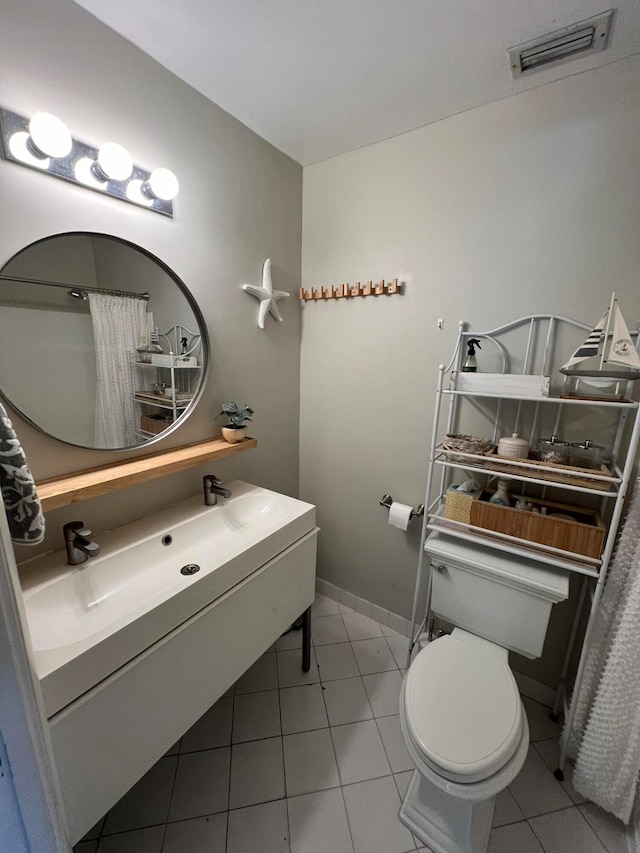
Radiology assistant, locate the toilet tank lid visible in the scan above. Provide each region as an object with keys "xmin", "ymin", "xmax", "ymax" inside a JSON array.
[{"xmin": 425, "ymin": 534, "xmax": 569, "ymax": 603}]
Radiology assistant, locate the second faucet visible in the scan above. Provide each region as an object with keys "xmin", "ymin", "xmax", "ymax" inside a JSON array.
[{"xmin": 203, "ymin": 474, "xmax": 232, "ymax": 506}]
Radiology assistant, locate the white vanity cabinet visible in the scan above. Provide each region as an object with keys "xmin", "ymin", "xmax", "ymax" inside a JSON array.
[
  {"xmin": 50, "ymin": 531, "xmax": 316, "ymax": 843},
  {"xmin": 20, "ymin": 483, "xmax": 317, "ymax": 843},
  {"xmin": 410, "ymin": 315, "xmax": 640, "ymax": 782}
]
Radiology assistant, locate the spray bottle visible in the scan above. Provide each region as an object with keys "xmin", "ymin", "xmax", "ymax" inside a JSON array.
[{"xmin": 462, "ymin": 338, "xmax": 482, "ymax": 373}]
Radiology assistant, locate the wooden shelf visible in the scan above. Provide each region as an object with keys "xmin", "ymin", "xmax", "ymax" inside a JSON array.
[{"xmin": 36, "ymin": 437, "xmax": 257, "ymax": 512}]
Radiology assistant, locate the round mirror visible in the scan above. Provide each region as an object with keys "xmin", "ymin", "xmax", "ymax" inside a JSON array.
[{"xmin": 0, "ymin": 233, "xmax": 208, "ymax": 450}]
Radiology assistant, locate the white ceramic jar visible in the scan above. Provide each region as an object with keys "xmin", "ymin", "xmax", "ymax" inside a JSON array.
[{"xmin": 497, "ymin": 433, "xmax": 530, "ymax": 459}]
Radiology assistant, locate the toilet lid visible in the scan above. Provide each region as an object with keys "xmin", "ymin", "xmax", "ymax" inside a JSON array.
[{"xmin": 403, "ymin": 632, "xmax": 523, "ymax": 783}]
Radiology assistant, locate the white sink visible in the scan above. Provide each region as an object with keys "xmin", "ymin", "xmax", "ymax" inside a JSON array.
[{"xmin": 20, "ymin": 481, "xmax": 316, "ymax": 717}]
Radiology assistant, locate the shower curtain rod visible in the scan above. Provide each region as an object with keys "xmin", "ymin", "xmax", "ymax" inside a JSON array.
[{"xmin": 0, "ymin": 273, "xmax": 150, "ymax": 301}]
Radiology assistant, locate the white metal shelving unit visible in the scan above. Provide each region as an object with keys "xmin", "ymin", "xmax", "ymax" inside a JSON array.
[
  {"xmin": 129, "ymin": 324, "xmax": 202, "ymax": 441},
  {"xmin": 409, "ymin": 314, "xmax": 640, "ymax": 781}
]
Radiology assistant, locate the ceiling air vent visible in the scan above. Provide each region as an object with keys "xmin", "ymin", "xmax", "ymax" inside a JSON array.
[{"xmin": 508, "ymin": 10, "xmax": 613, "ymax": 79}]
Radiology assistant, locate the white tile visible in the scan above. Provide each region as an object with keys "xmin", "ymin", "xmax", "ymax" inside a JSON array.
[
  {"xmin": 342, "ymin": 612, "xmax": 384, "ymax": 641},
  {"xmin": 342, "ymin": 776, "xmax": 415, "ymax": 853},
  {"xmin": 493, "ymin": 788, "xmax": 524, "ymax": 827},
  {"xmin": 280, "ymin": 683, "xmax": 328, "ymax": 734},
  {"xmin": 163, "ymin": 813, "xmax": 227, "ymax": 853},
  {"xmin": 103, "ymin": 755, "xmax": 176, "ymax": 834},
  {"xmin": 533, "ymin": 737, "xmax": 588, "ymax": 805},
  {"xmin": 376, "ymin": 715, "xmax": 413, "ymax": 773},
  {"xmin": 521, "ymin": 696, "xmax": 562, "ymax": 743},
  {"xmin": 276, "ymin": 627, "xmax": 303, "ymax": 650},
  {"xmin": 283, "ymin": 728, "xmax": 341, "ymax": 796},
  {"xmin": 288, "ymin": 788, "xmax": 354, "ymax": 853},
  {"xmin": 232, "ymin": 689, "xmax": 281, "ymax": 743},
  {"xmin": 387, "ymin": 613, "xmax": 409, "ymax": 636},
  {"xmin": 312, "ymin": 593, "xmax": 340, "ymax": 616},
  {"xmin": 331, "ymin": 720, "xmax": 391, "ymax": 785},
  {"xmin": 341, "ymin": 591, "xmax": 357, "ymax": 611},
  {"xmin": 529, "ymin": 806, "xmax": 607, "ymax": 852},
  {"xmin": 509, "ymin": 745, "xmax": 573, "ymax": 818},
  {"xmin": 339, "ymin": 602, "xmax": 356, "ymax": 615},
  {"xmin": 315, "ymin": 577, "xmax": 332, "ymax": 597},
  {"xmin": 168, "ymin": 748, "xmax": 230, "ymax": 822},
  {"xmin": 277, "ymin": 648, "xmax": 320, "ymax": 687},
  {"xmin": 312, "ymin": 614, "xmax": 349, "ymax": 645},
  {"xmin": 381, "ymin": 623, "xmax": 402, "ymax": 637},
  {"xmin": 229, "ymin": 736, "xmax": 285, "ymax": 809},
  {"xmin": 371, "ymin": 604, "xmax": 390, "ymax": 627},
  {"xmin": 96, "ymin": 826, "xmax": 165, "ymax": 853},
  {"xmin": 394, "ymin": 770, "xmax": 414, "ymax": 800},
  {"xmin": 323, "ymin": 677, "xmax": 373, "ymax": 726},
  {"xmin": 362, "ymin": 670, "xmax": 403, "ymax": 717},
  {"xmin": 354, "ymin": 596, "xmax": 373, "ymax": 617},
  {"xmin": 385, "ymin": 634, "xmax": 411, "ymax": 669},
  {"xmin": 227, "ymin": 800, "xmax": 290, "ymax": 853},
  {"xmin": 235, "ymin": 652, "xmax": 279, "ymax": 694},
  {"xmin": 352, "ymin": 638, "xmax": 398, "ymax": 675},
  {"xmin": 315, "ymin": 642, "xmax": 360, "ymax": 681},
  {"xmin": 579, "ymin": 802, "xmax": 629, "ymax": 853},
  {"xmin": 180, "ymin": 696, "xmax": 233, "ymax": 752},
  {"xmin": 488, "ymin": 821, "xmax": 544, "ymax": 853}
]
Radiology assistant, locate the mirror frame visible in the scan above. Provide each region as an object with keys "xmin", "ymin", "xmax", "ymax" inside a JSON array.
[{"xmin": 0, "ymin": 232, "xmax": 210, "ymax": 451}]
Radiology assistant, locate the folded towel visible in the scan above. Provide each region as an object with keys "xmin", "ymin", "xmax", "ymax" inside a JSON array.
[{"xmin": 0, "ymin": 404, "xmax": 45, "ymax": 545}]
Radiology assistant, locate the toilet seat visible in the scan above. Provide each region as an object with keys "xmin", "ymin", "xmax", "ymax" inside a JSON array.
[{"xmin": 403, "ymin": 630, "xmax": 524, "ymax": 784}]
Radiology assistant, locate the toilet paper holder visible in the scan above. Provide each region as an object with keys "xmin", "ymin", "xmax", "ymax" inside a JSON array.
[{"xmin": 379, "ymin": 494, "xmax": 424, "ymax": 521}]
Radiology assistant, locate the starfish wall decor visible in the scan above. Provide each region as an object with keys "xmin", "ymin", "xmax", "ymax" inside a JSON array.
[{"xmin": 242, "ymin": 259, "xmax": 290, "ymax": 329}]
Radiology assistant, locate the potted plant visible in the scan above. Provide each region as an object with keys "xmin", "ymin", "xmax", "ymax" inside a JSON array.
[{"xmin": 217, "ymin": 401, "xmax": 254, "ymax": 443}]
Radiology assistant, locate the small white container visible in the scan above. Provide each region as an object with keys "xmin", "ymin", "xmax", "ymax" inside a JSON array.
[{"xmin": 497, "ymin": 433, "xmax": 530, "ymax": 459}]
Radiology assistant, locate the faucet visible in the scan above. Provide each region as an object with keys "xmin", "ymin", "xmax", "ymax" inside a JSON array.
[
  {"xmin": 203, "ymin": 474, "xmax": 232, "ymax": 506},
  {"xmin": 63, "ymin": 521, "xmax": 101, "ymax": 566}
]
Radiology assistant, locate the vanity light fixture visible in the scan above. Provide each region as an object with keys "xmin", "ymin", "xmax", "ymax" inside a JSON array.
[{"xmin": 0, "ymin": 107, "xmax": 178, "ymax": 217}]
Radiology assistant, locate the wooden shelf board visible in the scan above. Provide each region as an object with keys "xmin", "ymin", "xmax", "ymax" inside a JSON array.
[{"xmin": 36, "ymin": 437, "xmax": 257, "ymax": 512}]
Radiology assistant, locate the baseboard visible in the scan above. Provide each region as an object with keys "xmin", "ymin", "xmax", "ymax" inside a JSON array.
[
  {"xmin": 513, "ymin": 671, "xmax": 557, "ymax": 709},
  {"xmin": 316, "ymin": 576, "xmax": 559, "ymax": 706},
  {"xmin": 315, "ymin": 576, "xmax": 413, "ymax": 637}
]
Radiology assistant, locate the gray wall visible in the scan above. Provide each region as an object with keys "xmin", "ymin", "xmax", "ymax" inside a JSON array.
[
  {"xmin": 0, "ymin": 0, "xmax": 302, "ymax": 564},
  {"xmin": 300, "ymin": 55, "xmax": 640, "ymax": 687}
]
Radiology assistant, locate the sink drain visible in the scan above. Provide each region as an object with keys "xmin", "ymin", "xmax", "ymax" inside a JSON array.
[{"xmin": 180, "ymin": 564, "xmax": 200, "ymax": 576}]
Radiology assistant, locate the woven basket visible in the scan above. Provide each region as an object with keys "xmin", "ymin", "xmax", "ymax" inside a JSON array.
[{"xmin": 441, "ymin": 433, "xmax": 494, "ymax": 462}]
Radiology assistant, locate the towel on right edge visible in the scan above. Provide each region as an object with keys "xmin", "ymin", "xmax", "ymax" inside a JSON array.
[{"xmin": 0, "ymin": 403, "xmax": 45, "ymax": 545}]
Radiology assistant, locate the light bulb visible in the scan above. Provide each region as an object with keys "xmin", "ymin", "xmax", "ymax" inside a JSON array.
[
  {"xmin": 94, "ymin": 142, "xmax": 133, "ymax": 182},
  {"xmin": 143, "ymin": 167, "xmax": 179, "ymax": 201},
  {"xmin": 126, "ymin": 179, "xmax": 153, "ymax": 206},
  {"xmin": 75, "ymin": 157, "xmax": 107, "ymax": 189},
  {"xmin": 28, "ymin": 112, "xmax": 72, "ymax": 158},
  {"xmin": 8, "ymin": 131, "xmax": 50, "ymax": 169}
]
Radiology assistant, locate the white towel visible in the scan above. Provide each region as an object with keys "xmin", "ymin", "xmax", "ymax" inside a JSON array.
[{"xmin": 0, "ymin": 404, "xmax": 45, "ymax": 545}]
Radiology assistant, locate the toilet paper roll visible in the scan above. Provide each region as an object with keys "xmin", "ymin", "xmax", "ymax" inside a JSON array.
[{"xmin": 388, "ymin": 501, "xmax": 413, "ymax": 531}]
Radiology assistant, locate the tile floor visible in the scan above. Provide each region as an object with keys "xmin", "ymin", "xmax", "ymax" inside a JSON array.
[{"xmin": 73, "ymin": 594, "xmax": 629, "ymax": 853}]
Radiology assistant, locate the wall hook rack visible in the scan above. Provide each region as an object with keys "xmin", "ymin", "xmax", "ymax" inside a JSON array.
[{"xmin": 299, "ymin": 278, "xmax": 402, "ymax": 301}]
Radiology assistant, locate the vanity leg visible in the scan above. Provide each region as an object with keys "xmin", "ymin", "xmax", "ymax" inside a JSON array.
[{"xmin": 302, "ymin": 606, "xmax": 311, "ymax": 672}]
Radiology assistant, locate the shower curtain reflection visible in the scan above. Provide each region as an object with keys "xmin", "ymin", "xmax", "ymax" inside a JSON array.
[{"xmin": 88, "ymin": 293, "xmax": 146, "ymax": 448}]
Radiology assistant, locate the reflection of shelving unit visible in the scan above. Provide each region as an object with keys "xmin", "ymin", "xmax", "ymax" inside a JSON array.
[
  {"xmin": 129, "ymin": 324, "xmax": 202, "ymax": 440},
  {"xmin": 410, "ymin": 315, "xmax": 640, "ymax": 782}
]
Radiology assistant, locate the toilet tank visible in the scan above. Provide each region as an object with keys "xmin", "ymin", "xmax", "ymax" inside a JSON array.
[{"xmin": 425, "ymin": 535, "xmax": 569, "ymax": 659}]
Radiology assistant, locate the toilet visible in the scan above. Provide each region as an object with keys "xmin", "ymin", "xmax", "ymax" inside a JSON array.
[{"xmin": 399, "ymin": 534, "xmax": 569, "ymax": 853}]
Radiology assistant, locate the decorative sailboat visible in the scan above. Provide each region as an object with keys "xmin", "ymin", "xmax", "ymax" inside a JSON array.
[{"xmin": 560, "ymin": 293, "xmax": 640, "ymax": 382}]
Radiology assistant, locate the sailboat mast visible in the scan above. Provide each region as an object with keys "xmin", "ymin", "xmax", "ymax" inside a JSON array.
[{"xmin": 600, "ymin": 291, "xmax": 617, "ymax": 369}]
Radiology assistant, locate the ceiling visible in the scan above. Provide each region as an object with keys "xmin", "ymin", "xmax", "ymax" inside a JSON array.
[{"xmin": 73, "ymin": 1, "xmax": 640, "ymax": 165}]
